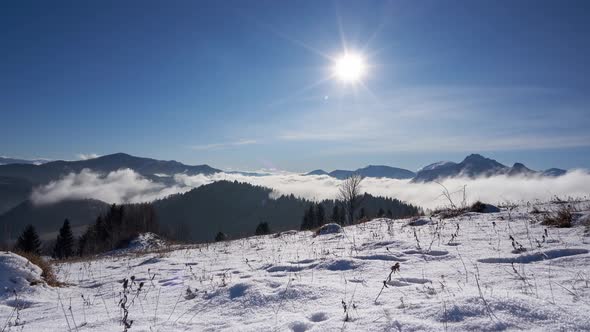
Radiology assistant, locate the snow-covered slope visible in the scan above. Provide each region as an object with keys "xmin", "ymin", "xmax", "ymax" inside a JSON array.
[
  {"xmin": 0, "ymin": 252, "xmax": 49, "ymax": 298},
  {"xmin": 1, "ymin": 202, "xmax": 590, "ymax": 331}
]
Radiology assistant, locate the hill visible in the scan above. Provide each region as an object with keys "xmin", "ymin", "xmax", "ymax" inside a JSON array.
[
  {"xmin": 0, "ymin": 199, "xmax": 109, "ymax": 242},
  {"xmin": 153, "ymin": 180, "xmax": 420, "ymax": 242},
  {"xmin": 3, "ymin": 200, "xmax": 589, "ymax": 330}
]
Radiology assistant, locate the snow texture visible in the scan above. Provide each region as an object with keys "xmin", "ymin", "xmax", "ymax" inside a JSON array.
[
  {"xmin": 0, "ymin": 252, "xmax": 45, "ymax": 297},
  {"xmin": 2, "ymin": 201, "xmax": 590, "ymax": 331}
]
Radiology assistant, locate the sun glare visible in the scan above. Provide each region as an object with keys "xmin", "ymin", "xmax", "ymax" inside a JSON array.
[{"xmin": 332, "ymin": 52, "xmax": 367, "ymax": 83}]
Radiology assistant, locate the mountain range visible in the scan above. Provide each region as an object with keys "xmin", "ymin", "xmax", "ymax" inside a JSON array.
[
  {"xmin": 0, "ymin": 156, "xmax": 49, "ymax": 165},
  {"xmin": 306, "ymin": 154, "xmax": 567, "ymax": 182},
  {"xmin": 307, "ymin": 165, "xmax": 416, "ymax": 179},
  {"xmin": 0, "ymin": 152, "xmax": 571, "ymax": 217},
  {"xmin": 411, "ymin": 154, "xmax": 567, "ymax": 182}
]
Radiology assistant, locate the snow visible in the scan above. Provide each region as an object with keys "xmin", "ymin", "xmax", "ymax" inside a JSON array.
[
  {"xmin": 315, "ymin": 223, "xmax": 343, "ymax": 235},
  {"xmin": 0, "ymin": 252, "xmax": 45, "ymax": 297},
  {"xmin": 124, "ymin": 232, "xmax": 167, "ymax": 252},
  {"xmin": 418, "ymin": 161, "xmax": 456, "ymax": 172},
  {"xmin": 2, "ymin": 201, "xmax": 590, "ymax": 331}
]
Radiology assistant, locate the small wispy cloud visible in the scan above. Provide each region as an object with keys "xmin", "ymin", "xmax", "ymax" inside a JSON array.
[
  {"xmin": 77, "ymin": 153, "xmax": 101, "ymax": 160},
  {"xmin": 190, "ymin": 139, "xmax": 258, "ymax": 151},
  {"xmin": 270, "ymin": 85, "xmax": 590, "ymax": 153}
]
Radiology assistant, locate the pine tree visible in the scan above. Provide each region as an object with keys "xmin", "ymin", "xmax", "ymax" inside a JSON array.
[
  {"xmin": 215, "ymin": 232, "xmax": 228, "ymax": 242},
  {"xmin": 255, "ymin": 221, "xmax": 271, "ymax": 235},
  {"xmin": 331, "ymin": 205, "xmax": 341, "ymax": 225},
  {"xmin": 358, "ymin": 207, "xmax": 366, "ymax": 220},
  {"xmin": 301, "ymin": 205, "xmax": 317, "ymax": 230},
  {"xmin": 53, "ymin": 219, "xmax": 75, "ymax": 259},
  {"xmin": 315, "ymin": 204, "xmax": 326, "ymax": 227},
  {"xmin": 377, "ymin": 208, "xmax": 385, "ymax": 217},
  {"xmin": 386, "ymin": 209, "xmax": 393, "ymax": 218},
  {"xmin": 14, "ymin": 224, "xmax": 41, "ymax": 254}
]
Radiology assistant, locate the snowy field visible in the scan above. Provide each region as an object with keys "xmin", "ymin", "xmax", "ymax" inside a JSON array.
[{"xmin": 2, "ymin": 201, "xmax": 590, "ymax": 331}]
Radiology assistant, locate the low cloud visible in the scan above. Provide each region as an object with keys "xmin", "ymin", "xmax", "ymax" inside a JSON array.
[
  {"xmin": 31, "ymin": 169, "xmax": 190, "ymax": 205},
  {"xmin": 31, "ymin": 168, "xmax": 590, "ymax": 210},
  {"xmin": 77, "ymin": 153, "xmax": 101, "ymax": 160}
]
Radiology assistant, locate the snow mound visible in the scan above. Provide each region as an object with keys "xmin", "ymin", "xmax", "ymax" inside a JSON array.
[
  {"xmin": 315, "ymin": 223, "xmax": 343, "ymax": 235},
  {"xmin": 0, "ymin": 252, "xmax": 44, "ymax": 297},
  {"xmin": 573, "ymin": 211, "xmax": 590, "ymax": 226},
  {"xmin": 124, "ymin": 232, "xmax": 166, "ymax": 252}
]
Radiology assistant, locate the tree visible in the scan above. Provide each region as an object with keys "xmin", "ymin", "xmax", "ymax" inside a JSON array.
[
  {"xmin": 78, "ymin": 203, "xmax": 160, "ymax": 256},
  {"xmin": 255, "ymin": 221, "xmax": 271, "ymax": 235},
  {"xmin": 215, "ymin": 232, "xmax": 228, "ymax": 242},
  {"xmin": 338, "ymin": 174, "xmax": 364, "ymax": 225},
  {"xmin": 315, "ymin": 204, "xmax": 326, "ymax": 227},
  {"xmin": 14, "ymin": 224, "xmax": 41, "ymax": 254},
  {"xmin": 331, "ymin": 205, "xmax": 341, "ymax": 225},
  {"xmin": 358, "ymin": 207, "xmax": 367, "ymax": 220},
  {"xmin": 301, "ymin": 205, "xmax": 315, "ymax": 230},
  {"xmin": 377, "ymin": 208, "xmax": 385, "ymax": 217},
  {"xmin": 386, "ymin": 209, "xmax": 393, "ymax": 218},
  {"xmin": 53, "ymin": 219, "xmax": 75, "ymax": 259}
]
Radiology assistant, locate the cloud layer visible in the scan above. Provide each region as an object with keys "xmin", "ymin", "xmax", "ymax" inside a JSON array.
[
  {"xmin": 31, "ymin": 169, "xmax": 190, "ymax": 205},
  {"xmin": 31, "ymin": 168, "xmax": 590, "ymax": 210}
]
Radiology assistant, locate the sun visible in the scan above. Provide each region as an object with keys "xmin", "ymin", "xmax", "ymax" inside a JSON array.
[{"xmin": 332, "ymin": 52, "xmax": 367, "ymax": 83}]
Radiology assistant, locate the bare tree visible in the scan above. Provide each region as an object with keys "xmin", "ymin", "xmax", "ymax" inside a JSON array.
[{"xmin": 338, "ymin": 174, "xmax": 364, "ymax": 225}]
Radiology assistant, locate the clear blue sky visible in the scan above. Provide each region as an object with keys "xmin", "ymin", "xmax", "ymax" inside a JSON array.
[{"xmin": 2, "ymin": 0, "xmax": 589, "ymax": 172}]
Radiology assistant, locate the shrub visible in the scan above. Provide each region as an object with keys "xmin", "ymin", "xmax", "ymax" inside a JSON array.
[
  {"xmin": 542, "ymin": 205, "xmax": 573, "ymax": 228},
  {"xmin": 255, "ymin": 222, "xmax": 271, "ymax": 235},
  {"xmin": 215, "ymin": 232, "xmax": 228, "ymax": 242}
]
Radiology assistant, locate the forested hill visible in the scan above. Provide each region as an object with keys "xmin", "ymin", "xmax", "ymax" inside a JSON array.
[{"xmin": 153, "ymin": 180, "xmax": 421, "ymax": 242}]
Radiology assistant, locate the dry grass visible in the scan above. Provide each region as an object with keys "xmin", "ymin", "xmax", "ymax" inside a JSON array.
[
  {"xmin": 12, "ymin": 250, "xmax": 62, "ymax": 287},
  {"xmin": 541, "ymin": 205, "xmax": 574, "ymax": 228}
]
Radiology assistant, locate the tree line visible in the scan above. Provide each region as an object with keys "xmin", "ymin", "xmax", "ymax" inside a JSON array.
[{"xmin": 13, "ymin": 203, "xmax": 159, "ymax": 258}]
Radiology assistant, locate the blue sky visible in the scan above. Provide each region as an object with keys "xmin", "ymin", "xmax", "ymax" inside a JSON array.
[{"xmin": 2, "ymin": 0, "xmax": 589, "ymax": 172}]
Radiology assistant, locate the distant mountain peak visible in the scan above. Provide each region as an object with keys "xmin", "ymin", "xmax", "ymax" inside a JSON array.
[
  {"xmin": 306, "ymin": 169, "xmax": 329, "ymax": 176},
  {"xmin": 412, "ymin": 153, "xmax": 559, "ymax": 182},
  {"xmin": 462, "ymin": 153, "xmax": 491, "ymax": 163}
]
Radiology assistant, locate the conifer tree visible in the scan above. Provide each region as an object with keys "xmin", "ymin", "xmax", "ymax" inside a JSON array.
[
  {"xmin": 255, "ymin": 221, "xmax": 271, "ymax": 235},
  {"xmin": 331, "ymin": 205, "xmax": 341, "ymax": 225},
  {"xmin": 316, "ymin": 204, "xmax": 326, "ymax": 227},
  {"xmin": 300, "ymin": 205, "xmax": 313, "ymax": 230},
  {"xmin": 53, "ymin": 219, "xmax": 75, "ymax": 259},
  {"xmin": 15, "ymin": 224, "xmax": 41, "ymax": 255},
  {"xmin": 358, "ymin": 207, "xmax": 366, "ymax": 220},
  {"xmin": 215, "ymin": 232, "xmax": 228, "ymax": 242},
  {"xmin": 377, "ymin": 208, "xmax": 385, "ymax": 217}
]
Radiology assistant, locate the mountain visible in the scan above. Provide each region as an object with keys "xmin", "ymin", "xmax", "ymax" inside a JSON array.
[
  {"xmin": 0, "ymin": 199, "xmax": 110, "ymax": 242},
  {"xmin": 414, "ymin": 154, "xmax": 511, "ymax": 182},
  {"xmin": 418, "ymin": 161, "xmax": 457, "ymax": 172},
  {"xmin": 0, "ymin": 153, "xmax": 222, "ymax": 211},
  {"xmin": 0, "ymin": 176, "xmax": 33, "ymax": 215},
  {"xmin": 542, "ymin": 168, "xmax": 567, "ymax": 177},
  {"xmin": 413, "ymin": 154, "xmax": 568, "ymax": 182},
  {"xmin": 328, "ymin": 170, "xmax": 355, "ymax": 179},
  {"xmin": 507, "ymin": 163, "xmax": 536, "ymax": 176},
  {"xmin": 0, "ymin": 156, "xmax": 49, "ymax": 165},
  {"xmin": 306, "ymin": 166, "xmax": 416, "ymax": 180},
  {"xmin": 306, "ymin": 169, "xmax": 329, "ymax": 176},
  {"xmin": 355, "ymin": 165, "xmax": 416, "ymax": 179},
  {"xmin": 0, "ymin": 153, "xmax": 221, "ymax": 185}
]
